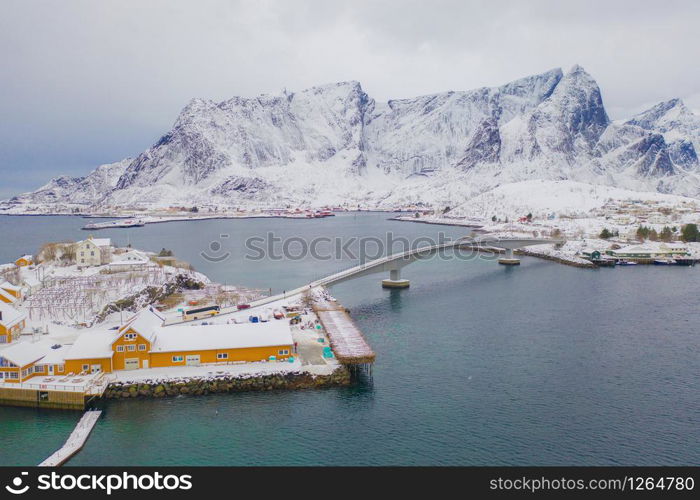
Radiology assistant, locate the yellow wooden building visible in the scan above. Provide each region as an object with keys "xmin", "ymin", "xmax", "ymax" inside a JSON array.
[
  {"xmin": 14, "ymin": 255, "xmax": 33, "ymax": 267},
  {"xmin": 2, "ymin": 306, "xmax": 294, "ymax": 384},
  {"xmin": 0, "ymin": 282, "xmax": 22, "ymax": 305},
  {"xmin": 0, "ymin": 341, "xmax": 47, "ymax": 383},
  {"xmin": 62, "ymin": 306, "xmax": 295, "ymax": 375},
  {"xmin": 0, "ymin": 302, "xmax": 26, "ymax": 344}
]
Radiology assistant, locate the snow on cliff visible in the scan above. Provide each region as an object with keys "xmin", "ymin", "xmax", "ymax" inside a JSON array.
[{"xmin": 3, "ymin": 65, "xmax": 700, "ymax": 213}]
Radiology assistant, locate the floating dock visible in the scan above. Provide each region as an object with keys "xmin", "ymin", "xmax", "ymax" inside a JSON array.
[{"xmin": 39, "ymin": 410, "xmax": 102, "ymax": 466}]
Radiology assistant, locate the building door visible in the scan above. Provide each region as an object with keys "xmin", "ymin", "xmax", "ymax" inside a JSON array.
[
  {"xmin": 142, "ymin": 360, "xmax": 149, "ymax": 369},
  {"xmin": 124, "ymin": 358, "xmax": 140, "ymax": 370},
  {"xmin": 185, "ymin": 355, "xmax": 200, "ymax": 366}
]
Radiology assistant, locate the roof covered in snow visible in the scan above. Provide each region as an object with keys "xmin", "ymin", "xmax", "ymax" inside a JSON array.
[
  {"xmin": 119, "ymin": 306, "xmax": 165, "ymax": 342},
  {"xmin": 64, "ymin": 330, "xmax": 116, "ymax": 360},
  {"xmin": 152, "ymin": 321, "xmax": 293, "ymax": 354},
  {"xmin": 0, "ymin": 281, "xmax": 22, "ymax": 292},
  {"xmin": 80, "ymin": 237, "xmax": 111, "ymax": 247},
  {"xmin": 0, "ymin": 340, "xmax": 50, "ymax": 367},
  {"xmin": 0, "ymin": 302, "xmax": 25, "ymax": 328},
  {"xmin": 0, "ymin": 288, "xmax": 17, "ymax": 304},
  {"xmin": 36, "ymin": 344, "xmax": 68, "ymax": 365}
]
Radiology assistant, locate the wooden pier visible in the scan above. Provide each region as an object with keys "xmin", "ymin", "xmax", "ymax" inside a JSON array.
[
  {"xmin": 313, "ymin": 300, "xmax": 375, "ymax": 368},
  {"xmin": 39, "ymin": 410, "xmax": 102, "ymax": 466}
]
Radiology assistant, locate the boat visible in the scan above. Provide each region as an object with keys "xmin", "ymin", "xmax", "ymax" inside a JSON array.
[
  {"xmin": 673, "ymin": 258, "xmax": 696, "ymax": 266},
  {"xmin": 590, "ymin": 258, "xmax": 616, "ymax": 267},
  {"xmin": 653, "ymin": 258, "xmax": 676, "ymax": 265},
  {"xmin": 617, "ymin": 260, "xmax": 638, "ymax": 266}
]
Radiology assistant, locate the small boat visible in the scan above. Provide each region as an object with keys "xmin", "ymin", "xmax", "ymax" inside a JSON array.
[
  {"xmin": 653, "ymin": 258, "xmax": 676, "ymax": 265},
  {"xmin": 617, "ymin": 260, "xmax": 638, "ymax": 266},
  {"xmin": 673, "ymin": 258, "xmax": 695, "ymax": 266}
]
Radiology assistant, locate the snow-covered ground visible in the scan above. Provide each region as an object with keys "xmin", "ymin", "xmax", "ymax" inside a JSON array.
[
  {"xmin": 447, "ymin": 180, "xmax": 698, "ymax": 220},
  {"xmin": 111, "ymin": 358, "xmax": 304, "ymax": 384}
]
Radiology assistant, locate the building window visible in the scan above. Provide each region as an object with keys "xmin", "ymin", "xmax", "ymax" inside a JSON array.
[
  {"xmin": 127, "ymin": 345, "xmax": 135, "ymax": 351},
  {"xmin": 57, "ymin": 365, "xmax": 64, "ymax": 373},
  {"xmin": 278, "ymin": 349, "xmax": 290, "ymax": 355},
  {"xmin": 82, "ymin": 364, "xmax": 89, "ymax": 372},
  {"xmin": 9, "ymin": 372, "xmax": 18, "ymax": 379},
  {"xmin": 116, "ymin": 345, "xmax": 124, "ymax": 352},
  {"xmin": 172, "ymin": 355, "xmax": 184, "ymax": 363},
  {"xmin": 217, "ymin": 353, "xmax": 228, "ymax": 360},
  {"xmin": 80, "ymin": 251, "xmax": 84, "ymax": 256},
  {"xmin": 80, "ymin": 259, "xmax": 85, "ymax": 263},
  {"xmin": 124, "ymin": 333, "xmax": 137, "ymax": 341},
  {"xmin": 91, "ymin": 251, "xmax": 95, "ymax": 256},
  {"xmin": 35, "ymin": 365, "xmax": 45, "ymax": 373},
  {"xmin": 138, "ymin": 344, "xmax": 146, "ymax": 351}
]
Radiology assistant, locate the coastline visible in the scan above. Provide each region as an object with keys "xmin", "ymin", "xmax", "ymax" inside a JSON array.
[{"xmin": 103, "ymin": 366, "xmax": 352, "ymax": 400}]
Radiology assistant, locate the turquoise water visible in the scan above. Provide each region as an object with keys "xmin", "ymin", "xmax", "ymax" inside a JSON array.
[{"xmin": 0, "ymin": 214, "xmax": 698, "ymax": 465}]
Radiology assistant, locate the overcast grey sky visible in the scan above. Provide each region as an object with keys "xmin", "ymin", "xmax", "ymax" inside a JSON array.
[{"xmin": 1, "ymin": 0, "xmax": 699, "ymax": 199}]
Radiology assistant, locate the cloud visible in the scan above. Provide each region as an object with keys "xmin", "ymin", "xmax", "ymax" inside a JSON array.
[{"xmin": 0, "ymin": 0, "xmax": 698, "ymax": 195}]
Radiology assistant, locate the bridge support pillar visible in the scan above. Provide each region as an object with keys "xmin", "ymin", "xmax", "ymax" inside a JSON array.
[
  {"xmin": 382, "ymin": 268, "xmax": 410, "ymax": 288},
  {"xmin": 498, "ymin": 248, "xmax": 520, "ymax": 266}
]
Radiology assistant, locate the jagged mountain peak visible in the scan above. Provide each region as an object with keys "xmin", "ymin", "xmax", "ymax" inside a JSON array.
[
  {"xmin": 4, "ymin": 67, "xmax": 700, "ymax": 212},
  {"xmin": 627, "ymin": 98, "xmax": 696, "ymax": 130}
]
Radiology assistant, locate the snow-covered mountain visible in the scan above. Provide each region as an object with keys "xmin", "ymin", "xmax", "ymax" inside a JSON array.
[{"xmin": 3, "ymin": 65, "xmax": 700, "ymax": 213}]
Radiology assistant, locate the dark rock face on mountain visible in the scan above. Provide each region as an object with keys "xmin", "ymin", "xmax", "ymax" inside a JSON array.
[{"xmin": 5, "ymin": 66, "xmax": 700, "ymax": 211}]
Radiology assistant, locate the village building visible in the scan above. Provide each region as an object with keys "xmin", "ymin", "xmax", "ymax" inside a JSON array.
[
  {"xmin": 63, "ymin": 330, "xmax": 116, "ymax": 375},
  {"xmin": 62, "ymin": 306, "xmax": 295, "ymax": 375},
  {"xmin": 0, "ymin": 302, "xmax": 26, "ymax": 344},
  {"xmin": 607, "ymin": 242, "xmax": 689, "ymax": 259},
  {"xmin": 148, "ymin": 321, "xmax": 294, "ymax": 367},
  {"xmin": 14, "ymin": 255, "xmax": 33, "ymax": 267},
  {"xmin": 0, "ymin": 287, "xmax": 17, "ymax": 304},
  {"xmin": 108, "ymin": 250, "xmax": 150, "ymax": 271},
  {"xmin": 0, "ymin": 281, "xmax": 23, "ymax": 303},
  {"xmin": 0, "ymin": 340, "xmax": 48, "ymax": 383},
  {"xmin": 76, "ymin": 237, "xmax": 112, "ymax": 268}
]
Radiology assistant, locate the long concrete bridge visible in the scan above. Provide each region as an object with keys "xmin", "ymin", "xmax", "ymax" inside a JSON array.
[
  {"xmin": 164, "ymin": 235, "xmax": 564, "ymax": 324},
  {"xmin": 308, "ymin": 235, "xmax": 565, "ymax": 289}
]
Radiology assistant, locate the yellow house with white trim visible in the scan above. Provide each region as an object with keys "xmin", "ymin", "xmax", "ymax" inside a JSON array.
[
  {"xmin": 0, "ymin": 341, "xmax": 48, "ymax": 383},
  {"xmin": 0, "ymin": 282, "xmax": 22, "ymax": 302},
  {"xmin": 63, "ymin": 306, "xmax": 295, "ymax": 374},
  {"xmin": 0, "ymin": 302, "xmax": 26, "ymax": 344}
]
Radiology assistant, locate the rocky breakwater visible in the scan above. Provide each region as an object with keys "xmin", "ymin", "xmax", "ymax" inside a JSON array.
[{"xmin": 104, "ymin": 368, "xmax": 351, "ymax": 400}]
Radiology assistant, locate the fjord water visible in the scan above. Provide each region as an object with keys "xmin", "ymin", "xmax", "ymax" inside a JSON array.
[{"xmin": 0, "ymin": 213, "xmax": 698, "ymax": 465}]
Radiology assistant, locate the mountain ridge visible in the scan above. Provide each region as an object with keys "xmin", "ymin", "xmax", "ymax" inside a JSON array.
[{"xmin": 3, "ymin": 65, "xmax": 699, "ymax": 213}]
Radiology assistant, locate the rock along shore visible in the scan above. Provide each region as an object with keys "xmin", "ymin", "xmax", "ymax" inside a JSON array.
[{"xmin": 103, "ymin": 367, "xmax": 352, "ymax": 399}]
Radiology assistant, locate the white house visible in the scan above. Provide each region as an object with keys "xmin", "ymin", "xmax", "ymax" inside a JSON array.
[
  {"xmin": 108, "ymin": 250, "xmax": 150, "ymax": 270},
  {"xmin": 76, "ymin": 237, "xmax": 112, "ymax": 268}
]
